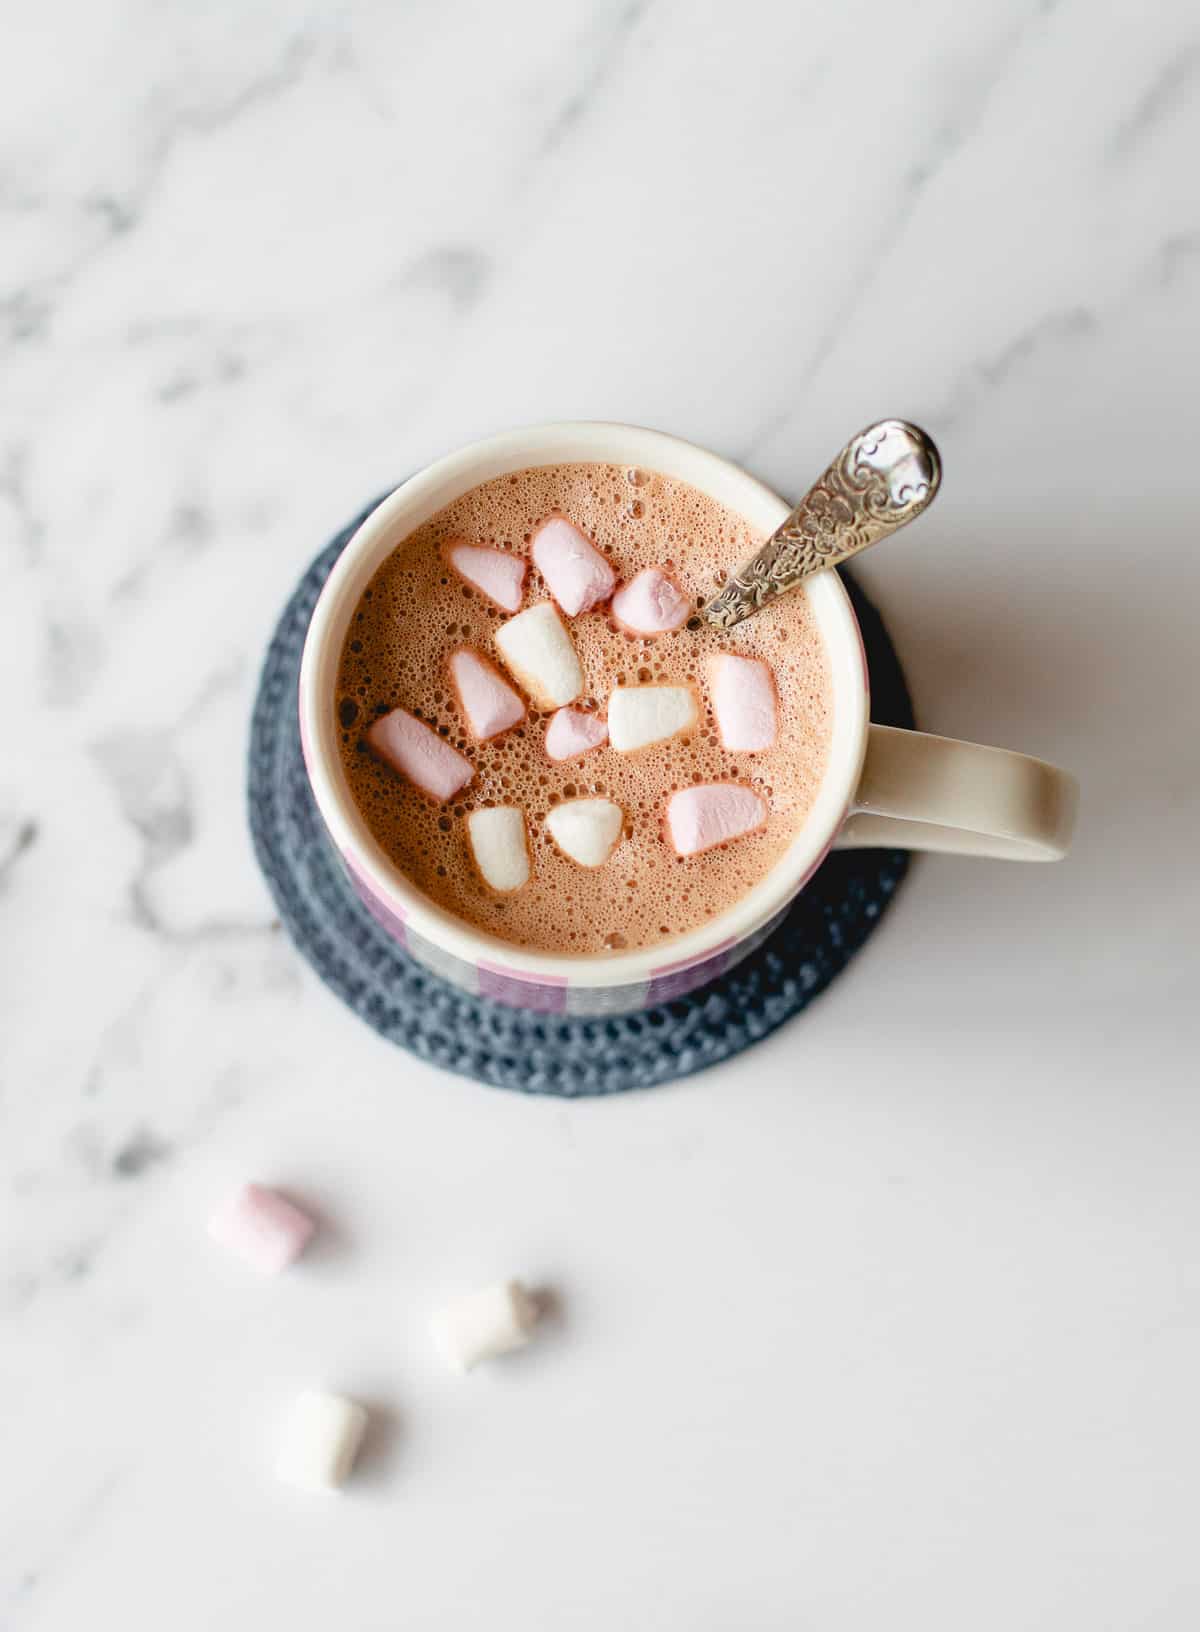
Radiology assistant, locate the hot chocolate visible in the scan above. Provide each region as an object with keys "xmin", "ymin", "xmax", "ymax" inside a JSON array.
[{"xmin": 335, "ymin": 462, "xmax": 833, "ymax": 955}]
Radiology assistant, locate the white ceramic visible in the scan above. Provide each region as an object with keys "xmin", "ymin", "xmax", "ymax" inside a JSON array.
[{"xmin": 299, "ymin": 422, "xmax": 1078, "ymax": 1016}]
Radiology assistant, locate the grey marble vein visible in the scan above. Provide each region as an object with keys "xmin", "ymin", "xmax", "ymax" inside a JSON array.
[
  {"xmin": 88, "ymin": 728, "xmax": 274, "ymax": 944},
  {"xmin": 0, "ymin": 288, "xmax": 51, "ymax": 347},
  {"xmin": 109, "ymin": 1127, "xmax": 174, "ymax": 1180},
  {"xmin": 110, "ymin": 502, "xmax": 217, "ymax": 602},
  {"xmin": 91, "ymin": 729, "xmax": 195, "ymax": 894},
  {"xmin": 78, "ymin": 972, "xmax": 168, "ymax": 1101},
  {"xmin": 538, "ymin": 0, "xmax": 653, "ymax": 154},
  {"xmin": 3, "ymin": 1237, "xmax": 102, "ymax": 1318},
  {"xmin": 0, "ymin": 34, "xmax": 318, "ymax": 361},
  {"xmin": 738, "ymin": 2, "xmax": 1057, "ymax": 465},
  {"xmin": 399, "ymin": 246, "xmax": 492, "ymax": 311},
  {"xmin": 0, "ymin": 442, "xmax": 47, "ymax": 566},
  {"xmin": 1106, "ymin": 40, "xmax": 1200, "ymax": 161},
  {"xmin": 39, "ymin": 613, "xmax": 106, "ymax": 709},
  {"xmin": 933, "ymin": 306, "xmax": 1099, "ymax": 429},
  {"xmin": 155, "ymin": 352, "xmax": 247, "ymax": 405},
  {"xmin": 1154, "ymin": 232, "xmax": 1200, "ymax": 289},
  {"xmin": 0, "ymin": 815, "xmax": 38, "ymax": 892},
  {"xmin": 3, "ymin": 1470, "xmax": 126, "ymax": 1620}
]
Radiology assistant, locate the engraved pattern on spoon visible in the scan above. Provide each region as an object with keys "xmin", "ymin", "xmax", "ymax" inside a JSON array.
[{"xmin": 702, "ymin": 420, "xmax": 941, "ymax": 630}]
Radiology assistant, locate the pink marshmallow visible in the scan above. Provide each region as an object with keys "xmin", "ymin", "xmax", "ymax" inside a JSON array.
[
  {"xmin": 531, "ymin": 516, "xmax": 616, "ymax": 616},
  {"xmin": 366, "ymin": 708, "xmax": 473, "ymax": 802},
  {"xmin": 449, "ymin": 648, "xmax": 526, "ymax": 741},
  {"xmin": 666, "ymin": 784, "xmax": 767, "ymax": 857},
  {"xmin": 208, "ymin": 1183, "xmax": 315, "ymax": 1274},
  {"xmin": 710, "ymin": 654, "xmax": 779, "ymax": 751},
  {"xmin": 445, "ymin": 540, "xmax": 526, "ymax": 613},
  {"xmin": 545, "ymin": 707, "xmax": 608, "ymax": 762},
  {"xmin": 611, "ymin": 568, "xmax": 691, "ymax": 635}
]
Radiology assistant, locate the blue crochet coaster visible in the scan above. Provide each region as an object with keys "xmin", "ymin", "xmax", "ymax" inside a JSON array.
[{"xmin": 248, "ymin": 494, "xmax": 913, "ymax": 1095}]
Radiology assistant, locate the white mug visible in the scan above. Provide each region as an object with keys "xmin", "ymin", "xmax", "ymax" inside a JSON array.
[{"xmin": 299, "ymin": 422, "xmax": 1077, "ymax": 1016}]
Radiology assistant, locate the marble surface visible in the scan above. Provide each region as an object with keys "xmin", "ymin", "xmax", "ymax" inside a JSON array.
[{"xmin": 3, "ymin": 1, "xmax": 1198, "ymax": 1626}]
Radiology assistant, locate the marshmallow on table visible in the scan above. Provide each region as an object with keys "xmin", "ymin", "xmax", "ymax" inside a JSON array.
[
  {"xmin": 710, "ymin": 654, "xmax": 778, "ymax": 751},
  {"xmin": 531, "ymin": 516, "xmax": 615, "ymax": 616},
  {"xmin": 444, "ymin": 539, "xmax": 526, "ymax": 613},
  {"xmin": 545, "ymin": 706, "xmax": 608, "ymax": 762},
  {"xmin": 208, "ymin": 1182, "xmax": 314, "ymax": 1273},
  {"xmin": 608, "ymin": 685, "xmax": 697, "ymax": 752},
  {"xmin": 545, "ymin": 797, "xmax": 624, "ymax": 867},
  {"xmin": 366, "ymin": 708, "xmax": 473, "ymax": 802},
  {"xmin": 667, "ymin": 784, "xmax": 767, "ymax": 856},
  {"xmin": 494, "ymin": 602, "xmax": 583, "ymax": 709},
  {"xmin": 277, "ymin": 1390, "xmax": 368, "ymax": 1490},
  {"xmin": 431, "ymin": 1281, "xmax": 539, "ymax": 1373},
  {"xmin": 467, "ymin": 806, "xmax": 530, "ymax": 893},
  {"xmin": 449, "ymin": 647, "xmax": 525, "ymax": 741},
  {"xmin": 611, "ymin": 567, "xmax": 691, "ymax": 635}
]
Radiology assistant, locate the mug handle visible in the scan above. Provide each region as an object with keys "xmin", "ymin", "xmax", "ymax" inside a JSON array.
[{"xmin": 835, "ymin": 725, "xmax": 1078, "ymax": 861}]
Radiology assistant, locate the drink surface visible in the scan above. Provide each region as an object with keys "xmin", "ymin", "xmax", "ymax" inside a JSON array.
[{"xmin": 336, "ymin": 462, "xmax": 833, "ymax": 955}]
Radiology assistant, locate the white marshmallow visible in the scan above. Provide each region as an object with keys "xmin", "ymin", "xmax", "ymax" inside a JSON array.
[
  {"xmin": 544, "ymin": 797, "xmax": 624, "ymax": 867},
  {"xmin": 467, "ymin": 806, "xmax": 530, "ymax": 893},
  {"xmin": 710, "ymin": 654, "xmax": 778, "ymax": 751},
  {"xmin": 494, "ymin": 602, "xmax": 584, "ymax": 709},
  {"xmin": 276, "ymin": 1390, "xmax": 368, "ymax": 1490},
  {"xmin": 431, "ymin": 1280, "xmax": 539, "ymax": 1373},
  {"xmin": 607, "ymin": 685, "xmax": 697, "ymax": 752}
]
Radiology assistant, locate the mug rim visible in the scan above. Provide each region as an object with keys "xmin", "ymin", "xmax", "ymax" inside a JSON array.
[{"xmin": 298, "ymin": 421, "xmax": 869, "ymax": 989}]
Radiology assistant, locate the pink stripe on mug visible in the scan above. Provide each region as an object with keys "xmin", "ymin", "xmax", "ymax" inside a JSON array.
[
  {"xmin": 478, "ymin": 963, "xmax": 569, "ymax": 1012},
  {"xmin": 345, "ymin": 858, "xmax": 409, "ymax": 947}
]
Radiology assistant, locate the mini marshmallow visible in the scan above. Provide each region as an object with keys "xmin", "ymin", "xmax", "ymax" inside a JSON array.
[
  {"xmin": 611, "ymin": 567, "xmax": 691, "ymax": 635},
  {"xmin": 467, "ymin": 806, "xmax": 530, "ymax": 893},
  {"xmin": 531, "ymin": 516, "xmax": 615, "ymax": 616},
  {"xmin": 667, "ymin": 784, "xmax": 767, "ymax": 857},
  {"xmin": 494, "ymin": 602, "xmax": 584, "ymax": 709},
  {"xmin": 544, "ymin": 797, "xmax": 624, "ymax": 867},
  {"xmin": 366, "ymin": 708, "xmax": 473, "ymax": 803},
  {"xmin": 431, "ymin": 1281, "xmax": 539, "ymax": 1373},
  {"xmin": 544, "ymin": 706, "xmax": 608, "ymax": 762},
  {"xmin": 276, "ymin": 1390, "xmax": 368, "ymax": 1491},
  {"xmin": 449, "ymin": 647, "xmax": 525, "ymax": 741},
  {"xmin": 444, "ymin": 539, "xmax": 526, "ymax": 613},
  {"xmin": 607, "ymin": 685, "xmax": 697, "ymax": 752},
  {"xmin": 208, "ymin": 1182, "xmax": 314, "ymax": 1274},
  {"xmin": 710, "ymin": 654, "xmax": 778, "ymax": 752}
]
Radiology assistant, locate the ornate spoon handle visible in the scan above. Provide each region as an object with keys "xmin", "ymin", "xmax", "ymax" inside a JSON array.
[{"xmin": 701, "ymin": 420, "xmax": 941, "ymax": 630}]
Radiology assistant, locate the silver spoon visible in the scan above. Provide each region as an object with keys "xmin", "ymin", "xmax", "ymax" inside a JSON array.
[{"xmin": 701, "ymin": 420, "xmax": 941, "ymax": 629}]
